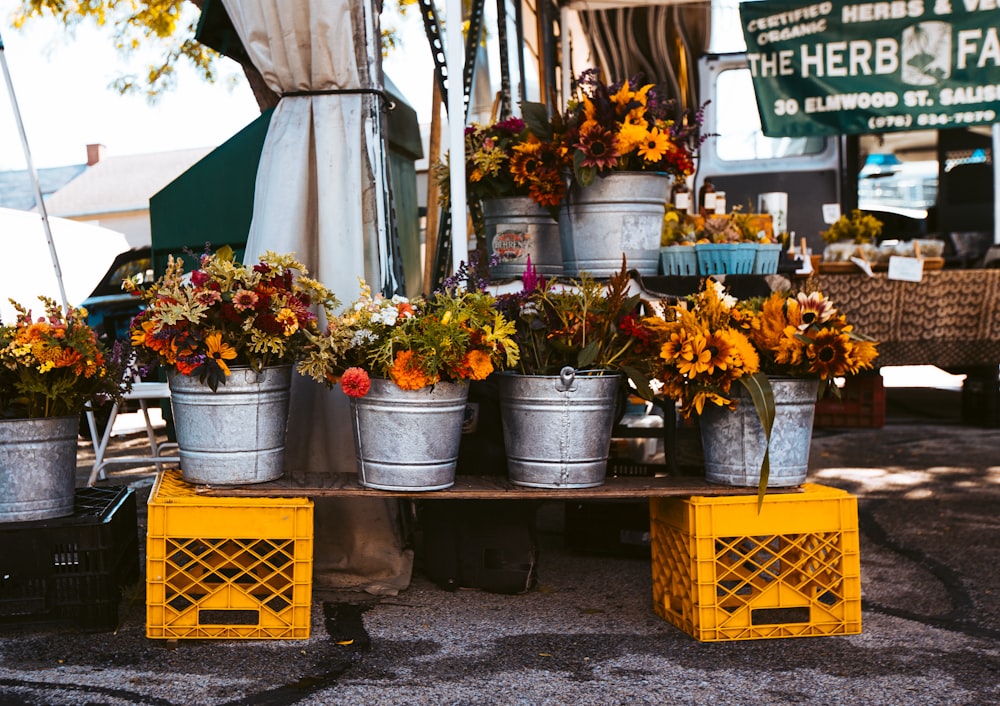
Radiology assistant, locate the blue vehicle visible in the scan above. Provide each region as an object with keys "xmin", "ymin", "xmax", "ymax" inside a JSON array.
[{"xmin": 79, "ymin": 247, "xmax": 153, "ymax": 346}]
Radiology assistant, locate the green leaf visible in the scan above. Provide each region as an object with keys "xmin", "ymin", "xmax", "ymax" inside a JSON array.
[
  {"xmin": 216, "ymin": 244, "xmax": 235, "ymax": 262},
  {"xmin": 520, "ymin": 102, "xmax": 554, "ymax": 141},
  {"xmin": 572, "ymin": 152, "xmax": 595, "ymax": 188},
  {"xmin": 577, "ymin": 340, "xmax": 600, "ymax": 369},
  {"xmin": 620, "ymin": 365, "xmax": 654, "ymax": 401},
  {"xmin": 738, "ymin": 372, "xmax": 775, "ymax": 511}
]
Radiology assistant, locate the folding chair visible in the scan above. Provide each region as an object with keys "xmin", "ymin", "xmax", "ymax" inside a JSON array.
[{"xmin": 85, "ymin": 379, "xmax": 179, "ymax": 486}]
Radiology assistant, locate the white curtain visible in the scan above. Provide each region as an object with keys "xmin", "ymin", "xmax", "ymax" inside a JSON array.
[{"xmin": 220, "ymin": 0, "xmax": 411, "ymax": 595}]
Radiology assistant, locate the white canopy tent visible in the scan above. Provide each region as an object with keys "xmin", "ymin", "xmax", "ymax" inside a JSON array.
[{"xmin": 0, "ymin": 207, "xmax": 128, "ymax": 323}]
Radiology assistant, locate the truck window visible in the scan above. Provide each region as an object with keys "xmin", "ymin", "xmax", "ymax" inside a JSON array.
[{"xmin": 715, "ymin": 68, "xmax": 826, "ymax": 162}]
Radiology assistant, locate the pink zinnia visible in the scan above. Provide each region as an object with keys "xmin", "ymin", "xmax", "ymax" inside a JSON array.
[
  {"xmin": 340, "ymin": 367, "xmax": 371, "ymax": 398},
  {"xmin": 232, "ymin": 289, "xmax": 259, "ymax": 311}
]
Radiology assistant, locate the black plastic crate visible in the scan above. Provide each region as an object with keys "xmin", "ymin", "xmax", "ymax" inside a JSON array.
[{"xmin": 0, "ymin": 487, "xmax": 140, "ymax": 631}]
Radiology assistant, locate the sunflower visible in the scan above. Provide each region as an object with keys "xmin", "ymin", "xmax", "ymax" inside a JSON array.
[
  {"xmin": 528, "ymin": 171, "xmax": 567, "ymax": 208},
  {"xmin": 795, "ymin": 291, "xmax": 835, "ymax": 330},
  {"xmin": 846, "ymin": 338, "xmax": 880, "ymax": 373},
  {"xmin": 637, "ymin": 127, "xmax": 671, "ymax": 163},
  {"xmin": 806, "ymin": 328, "xmax": 852, "ymax": 378},
  {"xmin": 575, "ymin": 124, "xmax": 619, "ymax": 170},
  {"xmin": 617, "ymin": 118, "xmax": 649, "ymax": 155},
  {"xmin": 509, "ymin": 142, "xmax": 543, "ymax": 186},
  {"xmin": 676, "ymin": 333, "xmax": 713, "ymax": 378},
  {"xmin": 658, "ymin": 329, "xmax": 691, "ymax": 363},
  {"xmin": 703, "ymin": 330, "xmax": 735, "ymax": 374}
]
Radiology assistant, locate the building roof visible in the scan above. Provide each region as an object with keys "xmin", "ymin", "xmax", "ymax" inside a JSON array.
[
  {"xmin": 0, "ymin": 164, "xmax": 86, "ymax": 211},
  {"xmin": 44, "ymin": 147, "xmax": 213, "ymax": 218}
]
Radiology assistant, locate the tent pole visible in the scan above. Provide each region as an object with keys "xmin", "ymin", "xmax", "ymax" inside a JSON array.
[
  {"xmin": 561, "ymin": 6, "xmax": 572, "ymax": 107},
  {"xmin": 446, "ymin": 0, "xmax": 467, "ymax": 278},
  {"xmin": 0, "ymin": 30, "xmax": 69, "ymax": 311}
]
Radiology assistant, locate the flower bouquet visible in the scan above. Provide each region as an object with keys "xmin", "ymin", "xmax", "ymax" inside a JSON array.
[
  {"xmin": 1, "ymin": 297, "xmax": 130, "ymax": 419},
  {"xmin": 126, "ymin": 247, "xmax": 338, "ymax": 485},
  {"xmin": 464, "ymin": 117, "xmax": 568, "ymax": 211},
  {"xmin": 522, "ymin": 71, "xmax": 706, "ymax": 277},
  {"xmin": 492, "ymin": 259, "xmax": 656, "ymax": 488},
  {"xmin": 523, "ymin": 69, "xmax": 704, "ymax": 189},
  {"xmin": 495, "ymin": 258, "xmax": 654, "ymax": 391},
  {"xmin": 1, "ymin": 297, "xmax": 132, "ymax": 520},
  {"xmin": 462, "ymin": 118, "xmax": 568, "ymax": 277},
  {"xmin": 128, "ymin": 246, "xmax": 337, "ymax": 391},
  {"xmin": 298, "ymin": 280, "xmax": 519, "ymax": 396},
  {"xmin": 298, "ymin": 280, "xmax": 520, "ymax": 491},
  {"xmin": 644, "ymin": 279, "xmax": 879, "ymax": 496}
]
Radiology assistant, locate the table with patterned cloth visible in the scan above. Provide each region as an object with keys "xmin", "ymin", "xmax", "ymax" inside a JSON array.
[{"xmin": 808, "ymin": 269, "xmax": 1000, "ymax": 369}]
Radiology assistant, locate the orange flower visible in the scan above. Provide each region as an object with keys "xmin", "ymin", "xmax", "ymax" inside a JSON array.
[
  {"xmin": 459, "ymin": 349, "xmax": 494, "ymax": 381},
  {"xmin": 205, "ymin": 332, "xmax": 237, "ymax": 376},
  {"xmin": 175, "ymin": 359, "xmax": 199, "ymax": 376},
  {"xmin": 339, "ymin": 367, "xmax": 371, "ymax": 398},
  {"xmin": 389, "ymin": 350, "xmax": 436, "ymax": 390}
]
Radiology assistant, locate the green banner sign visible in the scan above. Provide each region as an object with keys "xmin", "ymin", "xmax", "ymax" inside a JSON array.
[{"xmin": 740, "ymin": 0, "xmax": 1000, "ymax": 136}]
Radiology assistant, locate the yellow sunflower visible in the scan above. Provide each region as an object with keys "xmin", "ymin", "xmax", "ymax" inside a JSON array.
[
  {"xmin": 637, "ymin": 127, "xmax": 671, "ymax": 163},
  {"xmin": 807, "ymin": 328, "xmax": 852, "ymax": 378}
]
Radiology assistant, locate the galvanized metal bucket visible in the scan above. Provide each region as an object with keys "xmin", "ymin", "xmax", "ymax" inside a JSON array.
[
  {"xmin": 0, "ymin": 416, "xmax": 78, "ymax": 522},
  {"xmin": 351, "ymin": 378, "xmax": 469, "ymax": 491},
  {"xmin": 168, "ymin": 365, "xmax": 292, "ymax": 485},
  {"xmin": 700, "ymin": 377, "xmax": 820, "ymax": 487},
  {"xmin": 559, "ymin": 172, "xmax": 669, "ymax": 277},
  {"xmin": 497, "ymin": 368, "xmax": 622, "ymax": 489},
  {"xmin": 482, "ymin": 196, "xmax": 563, "ymax": 279}
]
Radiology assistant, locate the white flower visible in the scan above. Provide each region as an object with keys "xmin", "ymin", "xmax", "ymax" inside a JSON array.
[
  {"xmin": 711, "ymin": 279, "xmax": 738, "ymax": 309},
  {"xmin": 351, "ymin": 329, "xmax": 376, "ymax": 347},
  {"xmin": 378, "ymin": 305, "xmax": 399, "ymax": 326}
]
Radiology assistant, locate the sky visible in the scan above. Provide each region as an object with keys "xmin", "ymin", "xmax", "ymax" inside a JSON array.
[{"xmin": 0, "ymin": 1, "xmax": 436, "ymax": 172}]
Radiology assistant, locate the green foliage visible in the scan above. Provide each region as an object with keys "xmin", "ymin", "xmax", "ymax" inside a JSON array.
[{"xmin": 496, "ymin": 260, "xmax": 654, "ymax": 399}]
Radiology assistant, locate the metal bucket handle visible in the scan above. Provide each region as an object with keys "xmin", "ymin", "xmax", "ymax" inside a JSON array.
[{"xmin": 556, "ymin": 366, "xmax": 577, "ymax": 392}]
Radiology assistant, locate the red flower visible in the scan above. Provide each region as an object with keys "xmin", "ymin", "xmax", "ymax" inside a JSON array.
[
  {"xmin": 340, "ymin": 367, "xmax": 371, "ymax": 397},
  {"xmin": 255, "ymin": 313, "xmax": 283, "ymax": 335}
]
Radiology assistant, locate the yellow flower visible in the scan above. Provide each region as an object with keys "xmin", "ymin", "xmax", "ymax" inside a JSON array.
[
  {"xmin": 637, "ymin": 127, "xmax": 671, "ymax": 162},
  {"xmin": 462, "ymin": 349, "xmax": 494, "ymax": 380},
  {"xmin": 806, "ymin": 328, "xmax": 852, "ymax": 378},
  {"xmin": 676, "ymin": 333, "xmax": 712, "ymax": 378},
  {"xmin": 617, "ymin": 119, "xmax": 648, "ymax": 155},
  {"xmin": 847, "ymin": 338, "xmax": 879, "ymax": 373},
  {"xmin": 277, "ymin": 308, "xmax": 299, "ymax": 336},
  {"xmin": 609, "ymin": 80, "xmax": 635, "ymax": 111},
  {"xmin": 205, "ymin": 332, "xmax": 237, "ymax": 376}
]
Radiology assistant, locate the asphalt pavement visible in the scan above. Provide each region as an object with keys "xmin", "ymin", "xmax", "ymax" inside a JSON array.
[{"xmin": 0, "ymin": 375, "xmax": 998, "ymax": 705}]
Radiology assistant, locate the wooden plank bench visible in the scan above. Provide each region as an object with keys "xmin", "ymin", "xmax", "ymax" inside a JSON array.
[{"xmin": 192, "ymin": 473, "xmax": 800, "ymax": 499}]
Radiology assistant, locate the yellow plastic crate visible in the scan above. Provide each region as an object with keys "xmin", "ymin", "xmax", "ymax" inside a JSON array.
[
  {"xmin": 146, "ymin": 470, "xmax": 313, "ymax": 640},
  {"xmin": 650, "ymin": 483, "xmax": 861, "ymax": 642}
]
